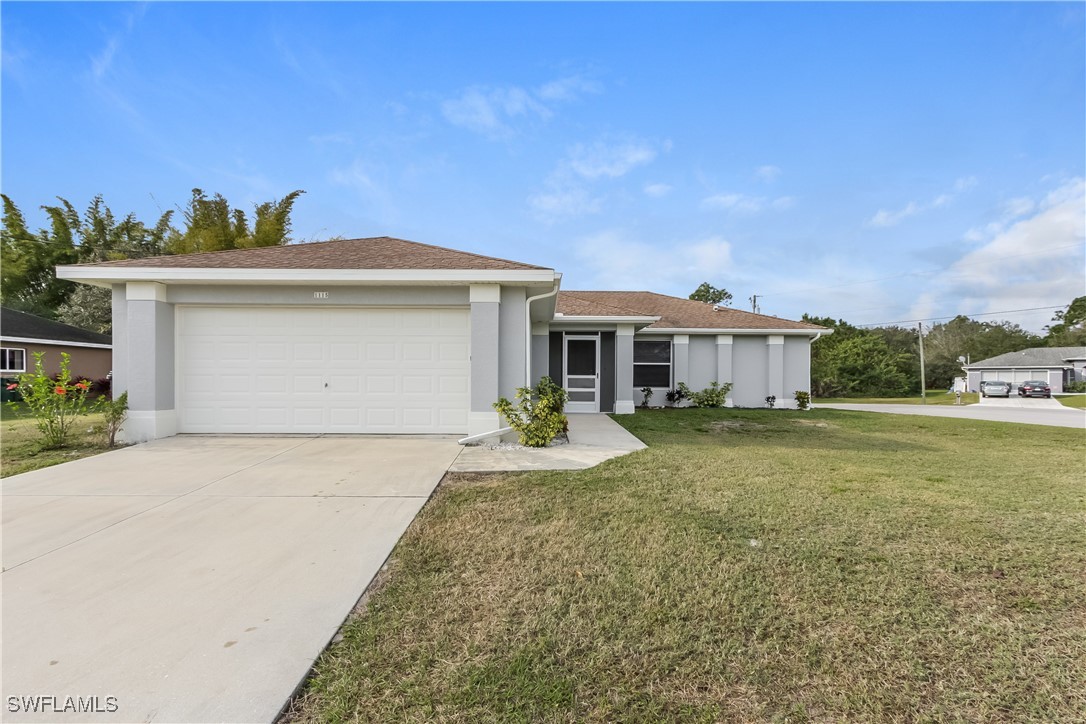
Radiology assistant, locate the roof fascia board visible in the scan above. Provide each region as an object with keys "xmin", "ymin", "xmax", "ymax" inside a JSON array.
[
  {"xmin": 1, "ymin": 335, "xmax": 112, "ymax": 349},
  {"xmin": 56, "ymin": 266, "xmax": 558, "ymax": 286}
]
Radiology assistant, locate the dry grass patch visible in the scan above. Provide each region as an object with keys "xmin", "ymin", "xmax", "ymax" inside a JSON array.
[
  {"xmin": 287, "ymin": 409, "xmax": 1085, "ymax": 722},
  {"xmin": 1, "ymin": 411, "xmax": 114, "ymax": 477}
]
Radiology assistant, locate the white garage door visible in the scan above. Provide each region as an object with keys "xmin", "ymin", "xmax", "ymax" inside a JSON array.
[{"xmin": 177, "ymin": 306, "xmax": 470, "ymax": 434}]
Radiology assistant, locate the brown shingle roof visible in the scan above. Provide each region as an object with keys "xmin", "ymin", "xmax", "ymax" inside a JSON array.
[
  {"xmin": 558, "ymin": 291, "xmax": 825, "ymax": 331},
  {"xmin": 72, "ymin": 237, "xmax": 549, "ymax": 271}
]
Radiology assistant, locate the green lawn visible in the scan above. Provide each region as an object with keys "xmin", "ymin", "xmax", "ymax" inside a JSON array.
[
  {"xmin": 1055, "ymin": 395, "xmax": 1086, "ymax": 409},
  {"xmin": 287, "ymin": 409, "xmax": 1085, "ymax": 722},
  {"xmin": 816, "ymin": 390, "xmax": 979, "ymax": 406},
  {"xmin": 1, "ymin": 411, "xmax": 113, "ymax": 477}
]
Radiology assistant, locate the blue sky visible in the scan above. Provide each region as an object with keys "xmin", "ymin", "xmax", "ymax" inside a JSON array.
[{"xmin": 3, "ymin": 1, "xmax": 1084, "ymax": 331}]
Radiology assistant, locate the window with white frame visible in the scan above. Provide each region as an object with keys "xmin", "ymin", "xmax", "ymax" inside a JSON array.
[
  {"xmin": 633, "ymin": 340, "xmax": 671, "ymax": 387},
  {"xmin": 1, "ymin": 348, "xmax": 26, "ymax": 373}
]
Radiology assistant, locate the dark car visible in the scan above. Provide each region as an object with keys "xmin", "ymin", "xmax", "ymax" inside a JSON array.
[
  {"xmin": 981, "ymin": 381, "xmax": 1012, "ymax": 398},
  {"xmin": 1018, "ymin": 380, "xmax": 1051, "ymax": 398}
]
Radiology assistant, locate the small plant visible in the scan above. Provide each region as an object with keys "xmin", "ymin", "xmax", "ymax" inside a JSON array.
[
  {"xmin": 765, "ymin": 395, "xmax": 777, "ymax": 409},
  {"xmin": 1064, "ymin": 380, "xmax": 1086, "ymax": 393},
  {"xmin": 5, "ymin": 352, "xmax": 93, "ymax": 448},
  {"xmin": 665, "ymin": 385, "xmax": 688, "ymax": 406},
  {"xmin": 493, "ymin": 376, "xmax": 569, "ymax": 448},
  {"xmin": 97, "ymin": 391, "xmax": 129, "ymax": 448},
  {"xmin": 794, "ymin": 390, "xmax": 810, "ymax": 411},
  {"xmin": 639, "ymin": 387, "xmax": 654, "ymax": 407},
  {"xmin": 686, "ymin": 381, "xmax": 732, "ymax": 408}
]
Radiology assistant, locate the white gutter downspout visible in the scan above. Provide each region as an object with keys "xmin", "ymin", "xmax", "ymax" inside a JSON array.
[
  {"xmin": 524, "ymin": 275, "xmax": 562, "ymax": 386},
  {"xmin": 457, "ymin": 275, "xmax": 561, "ymax": 446}
]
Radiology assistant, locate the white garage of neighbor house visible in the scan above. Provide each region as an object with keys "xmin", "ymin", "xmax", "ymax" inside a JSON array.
[
  {"xmin": 57, "ymin": 237, "xmax": 829, "ymax": 442},
  {"xmin": 964, "ymin": 346, "xmax": 1086, "ymax": 393}
]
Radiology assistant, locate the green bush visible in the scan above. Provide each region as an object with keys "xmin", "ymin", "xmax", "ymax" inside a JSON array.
[
  {"xmin": 1063, "ymin": 380, "xmax": 1086, "ymax": 393},
  {"xmin": 97, "ymin": 391, "xmax": 129, "ymax": 448},
  {"xmin": 493, "ymin": 376, "xmax": 569, "ymax": 448},
  {"xmin": 681, "ymin": 381, "xmax": 733, "ymax": 408},
  {"xmin": 5, "ymin": 352, "xmax": 93, "ymax": 448},
  {"xmin": 794, "ymin": 390, "xmax": 811, "ymax": 410}
]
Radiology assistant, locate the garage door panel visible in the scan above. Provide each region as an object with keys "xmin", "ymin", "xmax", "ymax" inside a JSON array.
[{"xmin": 177, "ymin": 307, "xmax": 470, "ymax": 434}]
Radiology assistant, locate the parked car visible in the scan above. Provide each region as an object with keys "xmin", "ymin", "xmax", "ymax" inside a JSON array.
[
  {"xmin": 1018, "ymin": 380, "xmax": 1051, "ymax": 398},
  {"xmin": 981, "ymin": 381, "xmax": 1012, "ymax": 398}
]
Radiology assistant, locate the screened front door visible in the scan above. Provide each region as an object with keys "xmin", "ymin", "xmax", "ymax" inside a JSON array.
[{"xmin": 564, "ymin": 335, "xmax": 599, "ymax": 413}]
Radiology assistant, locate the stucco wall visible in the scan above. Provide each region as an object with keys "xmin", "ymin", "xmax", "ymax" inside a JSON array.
[
  {"xmin": 0, "ymin": 341, "xmax": 111, "ymax": 380},
  {"xmin": 498, "ymin": 286, "xmax": 528, "ymax": 399},
  {"xmin": 783, "ymin": 336, "xmax": 811, "ymax": 405},
  {"xmin": 731, "ymin": 336, "xmax": 770, "ymax": 407},
  {"xmin": 687, "ymin": 336, "xmax": 717, "ymax": 390}
]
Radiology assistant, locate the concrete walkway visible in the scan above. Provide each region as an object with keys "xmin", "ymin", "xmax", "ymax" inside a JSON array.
[
  {"xmin": 816, "ymin": 402, "xmax": 1085, "ymax": 429},
  {"xmin": 449, "ymin": 414, "xmax": 647, "ymax": 472},
  {"xmin": 2, "ymin": 435, "xmax": 461, "ymax": 723}
]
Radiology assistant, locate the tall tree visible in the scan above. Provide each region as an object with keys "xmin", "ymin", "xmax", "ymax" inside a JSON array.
[
  {"xmin": 1, "ymin": 194, "xmax": 79, "ymax": 317},
  {"xmin": 171, "ymin": 188, "xmax": 304, "ymax": 253},
  {"xmin": 689, "ymin": 282, "xmax": 733, "ymax": 306},
  {"xmin": 1045, "ymin": 296, "xmax": 1086, "ymax": 346}
]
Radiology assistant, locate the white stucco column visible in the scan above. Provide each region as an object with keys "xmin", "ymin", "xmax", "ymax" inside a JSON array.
[
  {"xmin": 767, "ymin": 334, "xmax": 785, "ymax": 405},
  {"xmin": 614, "ymin": 324, "xmax": 636, "ymax": 414},
  {"xmin": 124, "ymin": 281, "xmax": 176, "ymax": 442},
  {"xmin": 469, "ymin": 284, "xmax": 501, "ymax": 435},
  {"xmin": 716, "ymin": 334, "xmax": 734, "ymax": 407},
  {"xmin": 673, "ymin": 334, "xmax": 690, "ymax": 389}
]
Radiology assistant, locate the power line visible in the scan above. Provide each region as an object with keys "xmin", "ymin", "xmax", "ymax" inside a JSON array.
[{"xmin": 854, "ymin": 305, "xmax": 1065, "ymax": 328}]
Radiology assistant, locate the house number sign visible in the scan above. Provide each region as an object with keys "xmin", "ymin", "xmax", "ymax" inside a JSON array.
[{"xmin": 313, "ymin": 291, "xmax": 330, "ymax": 299}]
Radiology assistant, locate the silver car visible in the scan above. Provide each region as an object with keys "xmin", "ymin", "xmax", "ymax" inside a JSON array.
[{"xmin": 982, "ymin": 381, "xmax": 1012, "ymax": 397}]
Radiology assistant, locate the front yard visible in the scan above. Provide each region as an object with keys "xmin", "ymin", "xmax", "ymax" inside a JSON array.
[
  {"xmin": 815, "ymin": 391, "xmax": 979, "ymax": 405},
  {"xmin": 1, "ymin": 405, "xmax": 113, "ymax": 477},
  {"xmin": 288, "ymin": 408, "xmax": 1085, "ymax": 722}
]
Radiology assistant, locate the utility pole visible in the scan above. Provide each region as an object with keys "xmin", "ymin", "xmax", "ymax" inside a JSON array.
[
  {"xmin": 918, "ymin": 322, "xmax": 927, "ymax": 404},
  {"xmin": 749, "ymin": 294, "xmax": 759, "ymax": 314}
]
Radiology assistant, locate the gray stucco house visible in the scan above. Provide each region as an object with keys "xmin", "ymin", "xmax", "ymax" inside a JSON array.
[
  {"xmin": 57, "ymin": 237, "xmax": 828, "ymax": 442},
  {"xmin": 964, "ymin": 346, "xmax": 1086, "ymax": 393}
]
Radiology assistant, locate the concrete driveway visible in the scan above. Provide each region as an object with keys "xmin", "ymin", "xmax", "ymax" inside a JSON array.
[
  {"xmin": 2, "ymin": 435, "xmax": 461, "ymax": 723},
  {"xmin": 977, "ymin": 393, "xmax": 1064, "ymax": 409}
]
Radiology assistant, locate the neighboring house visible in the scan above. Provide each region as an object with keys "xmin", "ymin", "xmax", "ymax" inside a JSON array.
[
  {"xmin": 56, "ymin": 237, "xmax": 828, "ymax": 442},
  {"xmin": 964, "ymin": 346, "xmax": 1086, "ymax": 393},
  {"xmin": 1, "ymin": 307, "xmax": 113, "ymax": 381}
]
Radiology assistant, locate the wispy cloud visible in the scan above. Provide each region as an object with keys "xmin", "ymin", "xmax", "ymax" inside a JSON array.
[
  {"xmin": 571, "ymin": 230, "xmax": 735, "ymax": 291},
  {"xmin": 868, "ymin": 175, "xmax": 979, "ymax": 228},
  {"xmin": 566, "ymin": 139, "xmax": 657, "ymax": 180},
  {"xmin": 89, "ymin": 3, "xmax": 147, "ymax": 80},
  {"xmin": 643, "ymin": 183, "xmax": 672, "ymax": 198},
  {"xmin": 441, "ymin": 74, "xmax": 601, "ymax": 139},
  {"xmin": 906, "ymin": 177, "xmax": 1086, "ymax": 331},
  {"xmin": 702, "ymin": 193, "xmax": 794, "ymax": 214},
  {"xmin": 308, "ymin": 132, "xmax": 354, "ymax": 146},
  {"xmin": 755, "ymin": 165, "xmax": 782, "ymax": 183},
  {"xmin": 529, "ymin": 136, "xmax": 664, "ymax": 222}
]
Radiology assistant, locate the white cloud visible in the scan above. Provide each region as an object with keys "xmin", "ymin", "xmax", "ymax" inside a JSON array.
[
  {"xmin": 528, "ymin": 187, "xmax": 602, "ymax": 220},
  {"xmin": 441, "ymin": 74, "xmax": 601, "ymax": 139},
  {"xmin": 572, "ymin": 230, "xmax": 734, "ymax": 291},
  {"xmin": 869, "ymin": 201, "xmax": 921, "ymax": 227},
  {"xmin": 907, "ymin": 177, "xmax": 1086, "ymax": 331},
  {"xmin": 567, "ymin": 139, "xmax": 657, "ymax": 180},
  {"xmin": 755, "ymin": 165, "xmax": 782, "ymax": 183},
  {"xmin": 868, "ymin": 175, "xmax": 979, "ymax": 228},
  {"xmin": 643, "ymin": 183, "xmax": 672, "ymax": 198},
  {"xmin": 955, "ymin": 176, "xmax": 979, "ymax": 192},
  {"xmin": 535, "ymin": 75, "xmax": 602, "ymax": 102},
  {"xmin": 702, "ymin": 193, "xmax": 794, "ymax": 214},
  {"xmin": 529, "ymin": 136, "xmax": 664, "ymax": 221}
]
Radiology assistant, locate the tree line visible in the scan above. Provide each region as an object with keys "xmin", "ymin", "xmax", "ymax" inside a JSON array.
[
  {"xmin": 691, "ymin": 283, "xmax": 1086, "ymax": 397},
  {"xmin": 1, "ymin": 189, "xmax": 304, "ymax": 333}
]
